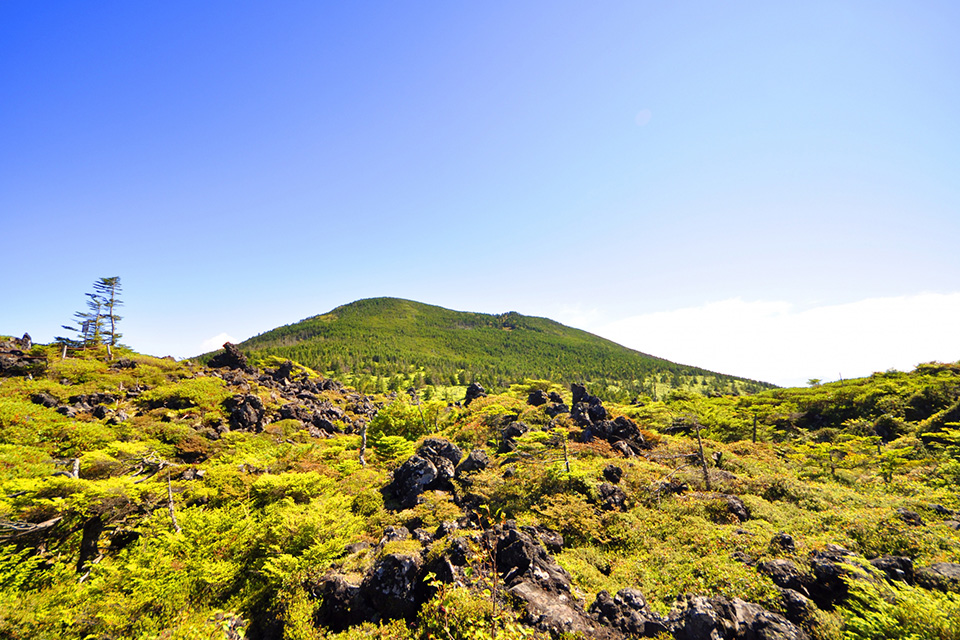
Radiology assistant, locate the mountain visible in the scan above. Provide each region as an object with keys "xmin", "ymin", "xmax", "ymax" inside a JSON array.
[{"xmin": 229, "ymin": 297, "xmax": 774, "ymax": 398}]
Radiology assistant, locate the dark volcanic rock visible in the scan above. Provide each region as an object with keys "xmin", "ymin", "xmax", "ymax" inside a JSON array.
[
  {"xmin": 770, "ymin": 531, "xmax": 797, "ymax": 554},
  {"xmin": 499, "ymin": 421, "xmax": 530, "ymax": 453},
  {"xmin": 602, "ymin": 464, "xmax": 624, "ymax": 484},
  {"xmin": 463, "ymin": 382, "xmax": 487, "ymax": 406},
  {"xmin": 312, "ymin": 574, "xmax": 369, "ymax": 631},
  {"xmin": 417, "ymin": 437, "xmax": 463, "ymax": 468},
  {"xmin": 758, "ymin": 559, "xmax": 812, "ymax": 594},
  {"xmin": 30, "ymin": 392, "xmax": 59, "ymax": 408},
  {"xmin": 589, "ymin": 588, "xmax": 669, "ymax": 637},
  {"xmin": 360, "ymin": 552, "xmax": 424, "ymax": 620},
  {"xmin": 455, "ymin": 448, "xmax": 489, "ymax": 478},
  {"xmin": 224, "ymin": 394, "xmax": 265, "ymax": 431},
  {"xmin": 671, "ymin": 594, "xmax": 809, "ymax": 640},
  {"xmin": 598, "ymin": 482, "xmax": 628, "ymax": 512},
  {"xmin": 896, "ymin": 507, "xmax": 925, "ymax": 526},
  {"xmin": 390, "ymin": 455, "xmax": 438, "ymax": 508},
  {"xmin": 723, "ymin": 495, "xmax": 750, "ymax": 523},
  {"xmin": 272, "ymin": 360, "xmax": 295, "ymax": 381},
  {"xmin": 208, "ymin": 342, "xmax": 254, "ymax": 373},
  {"xmin": 527, "ymin": 389, "xmax": 549, "ymax": 406},
  {"xmin": 915, "ymin": 562, "xmax": 960, "ymax": 592},
  {"xmin": 808, "ymin": 545, "xmax": 872, "ymax": 609},
  {"xmin": 869, "ymin": 555, "xmax": 914, "ymax": 584}
]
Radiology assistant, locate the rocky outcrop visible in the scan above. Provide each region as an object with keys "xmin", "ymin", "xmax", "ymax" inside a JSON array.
[
  {"xmin": 455, "ymin": 448, "xmax": 489, "ymax": 478},
  {"xmin": 464, "ymin": 382, "xmax": 487, "ymax": 406},
  {"xmin": 208, "ymin": 342, "xmax": 254, "ymax": 373},
  {"xmin": 498, "ymin": 421, "xmax": 530, "ymax": 453},
  {"xmin": 571, "ymin": 383, "xmax": 607, "ymax": 426},
  {"xmin": 225, "ymin": 394, "xmax": 266, "ymax": 431},
  {"xmin": 589, "ymin": 589, "xmax": 669, "ymax": 637},
  {"xmin": 915, "ymin": 562, "xmax": 960, "ymax": 592},
  {"xmin": 527, "ymin": 389, "xmax": 549, "ymax": 406},
  {"xmin": 388, "ymin": 438, "xmax": 463, "ymax": 508},
  {"xmin": 670, "ymin": 594, "xmax": 809, "ymax": 640},
  {"xmin": 0, "ymin": 334, "xmax": 45, "ymax": 377}
]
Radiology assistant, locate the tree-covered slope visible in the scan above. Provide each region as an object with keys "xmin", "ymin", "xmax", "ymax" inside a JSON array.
[{"xmin": 231, "ymin": 297, "xmax": 773, "ymax": 398}]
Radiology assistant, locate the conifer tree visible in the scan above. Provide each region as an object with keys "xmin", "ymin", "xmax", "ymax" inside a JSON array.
[
  {"xmin": 55, "ymin": 277, "xmax": 123, "ymax": 358},
  {"xmin": 93, "ymin": 277, "xmax": 123, "ymax": 351}
]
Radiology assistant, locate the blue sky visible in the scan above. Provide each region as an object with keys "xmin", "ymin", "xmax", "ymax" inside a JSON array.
[{"xmin": 2, "ymin": 1, "xmax": 958, "ymax": 386}]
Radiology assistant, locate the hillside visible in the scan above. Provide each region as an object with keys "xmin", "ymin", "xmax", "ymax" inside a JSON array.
[
  {"xmin": 1, "ymin": 335, "xmax": 959, "ymax": 640},
  {"xmin": 228, "ymin": 297, "xmax": 773, "ymax": 399}
]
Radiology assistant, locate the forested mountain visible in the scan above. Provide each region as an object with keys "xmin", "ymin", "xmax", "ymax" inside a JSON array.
[{"xmin": 227, "ymin": 297, "xmax": 773, "ymax": 398}]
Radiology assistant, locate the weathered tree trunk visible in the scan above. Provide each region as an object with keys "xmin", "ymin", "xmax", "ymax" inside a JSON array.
[{"xmin": 77, "ymin": 515, "xmax": 104, "ymax": 573}]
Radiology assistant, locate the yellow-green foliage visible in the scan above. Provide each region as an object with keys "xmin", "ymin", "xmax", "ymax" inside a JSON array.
[
  {"xmin": 139, "ymin": 377, "xmax": 233, "ymax": 413},
  {"xmin": 1, "ymin": 352, "xmax": 960, "ymax": 640}
]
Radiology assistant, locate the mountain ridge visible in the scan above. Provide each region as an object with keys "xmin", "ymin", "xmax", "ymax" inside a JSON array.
[{"xmin": 225, "ymin": 297, "xmax": 774, "ymax": 398}]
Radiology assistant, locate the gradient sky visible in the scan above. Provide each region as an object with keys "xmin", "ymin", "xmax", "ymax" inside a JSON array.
[{"xmin": 2, "ymin": 1, "xmax": 958, "ymax": 386}]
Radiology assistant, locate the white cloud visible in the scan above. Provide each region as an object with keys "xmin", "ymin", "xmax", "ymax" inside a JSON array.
[
  {"xmin": 200, "ymin": 332, "xmax": 237, "ymax": 353},
  {"xmin": 594, "ymin": 293, "xmax": 960, "ymax": 387}
]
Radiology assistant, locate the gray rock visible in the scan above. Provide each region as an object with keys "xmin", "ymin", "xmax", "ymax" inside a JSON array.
[
  {"xmin": 671, "ymin": 594, "xmax": 809, "ymax": 640},
  {"xmin": 915, "ymin": 562, "xmax": 960, "ymax": 592},
  {"xmin": 869, "ymin": 555, "xmax": 914, "ymax": 584}
]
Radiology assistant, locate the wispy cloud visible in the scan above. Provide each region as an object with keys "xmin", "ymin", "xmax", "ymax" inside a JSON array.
[
  {"xmin": 200, "ymin": 332, "xmax": 237, "ymax": 353},
  {"xmin": 594, "ymin": 293, "xmax": 960, "ymax": 387}
]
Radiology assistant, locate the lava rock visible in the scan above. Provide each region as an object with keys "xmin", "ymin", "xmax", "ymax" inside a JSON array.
[
  {"xmin": 670, "ymin": 594, "xmax": 809, "ymax": 640},
  {"xmin": 360, "ymin": 552, "xmax": 424, "ymax": 620},
  {"xmin": 455, "ymin": 448, "xmax": 489, "ymax": 477},
  {"xmin": 463, "ymin": 382, "xmax": 487, "ymax": 406},
  {"xmin": 417, "ymin": 437, "xmax": 463, "ymax": 468},
  {"xmin": 758, "ymin": 559, "xmax": 812, "ymax": 594},
  {"xmin": 602, "ymin": 464, "xmax": 624, "ymax": 484},
  {"xmin": 869, "ymin": 555, "xmax": 914, "ymax": 584},
  {"xmin": 208, "ymin": 342, "xmax": 254, "ymax": 373},
  {"xmin": 896, "ymin": 508, "xmax": 925, "ymax": 526},
  {"xmin": 770, "ymin": 531, "xmax": 797, "ymax": 554},
  {"xmin": 915, "ymin": 562, "xmax": 960, "ymax": 592},
  {"xmin": 589, "ymin": 588, "xmax": 669, "ymax": 637},
  {"xmin": 224, "ymin": 394, "xmax": 265, "ymax": 431},
  {"xmin": 598, "ymin": 482, "xmax": 628, "ymax": 512},
  {"xmin": 724, "ymin": 495, "xmax": 751, "ymax": 523},
  {"xmin": 499, "ymin": 421, "xmax": 530, "ymax": 453},
  {"xmin": 390, "ymin": 455, "xmax": 438, "ymax": 508},
  {"xmin": 527, "ymin": 389, "xmax": 549, "ymax": 406},
  {"xmin": 30, "ymin": 392, "xmax": 59, "ymax": 408}
]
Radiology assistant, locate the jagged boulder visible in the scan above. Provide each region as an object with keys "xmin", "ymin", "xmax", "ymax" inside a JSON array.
[
  {"xmin": 499, "ymin": 421, "xmax": 530, "ymax": 453},
  {"xmin": 30, "ymin": 392, "xmax": 59, "ymax": 408},
  {"xmin": 723, "ymin": 495, "xmax": 750, "ymax": 523},
  {"xmin": 670, "ymin": 594, "xmax": 809, "ymax": 640},
  {"xmin": 869, "ymin": 555, "xmax": 914, "ymax": 584},
  {"xmin": 494, "ymin": 523, "xmax": 606, "ymax": 637},
  {"xmin": 602, "ymin": 464, "xmax": 624, "ymax": 484},
  {"xmin": 224, "ymin": 394, "xmax": 265, "ymax": 431},
  {"xmin": 390, "ymin": 455, "xmax": 438, "ymax": 508},
  {"xmin": 527, "ymin": 389, "xmax": 549, "ymax": 406},
  {"xmin": 208, "ymin": 342, "xmax": 254, "ymax": 373},
  {"xmin": 758, "ymin": 559, "xmax": 811, "ymax": 594},
  {"xmin": 455, "ymin": 448, "xmax": 489, "ymax": 478},
  {"xmin": 360, "ymin": 552, "xmax": 424, "ymax": 620},
  {"xmin": 598, "ymin": 482, "xmax": 628, "ymax": 512},
  {"xmin": 915, "ymin": 562, "xmax": 960, "ymax": 592},
  {"xmin": 589, "ymin": 588, "xmax": 669, "ymax": 637},
  {"xmin": 807, "ymin": 545, "xmax": 874, "ymax": 609},
  {"xmin": 464, "ymin": 382, "xmax": 487, "ymax": 406}
]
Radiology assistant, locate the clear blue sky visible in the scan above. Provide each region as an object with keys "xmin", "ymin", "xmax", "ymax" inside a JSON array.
[{"xmin": 2, "ymin": 1, "xmax": 958, "ymax": 386}]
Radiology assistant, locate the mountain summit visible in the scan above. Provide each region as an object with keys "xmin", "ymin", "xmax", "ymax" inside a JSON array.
[{"xmin": 230, "ymin": 297, "xmax": 772, "ymax": 398}]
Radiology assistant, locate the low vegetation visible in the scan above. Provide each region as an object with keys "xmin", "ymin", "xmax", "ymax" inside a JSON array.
[{"xmin": 1, "ymin": 335, "xmax": 958, "ymax": 639}]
